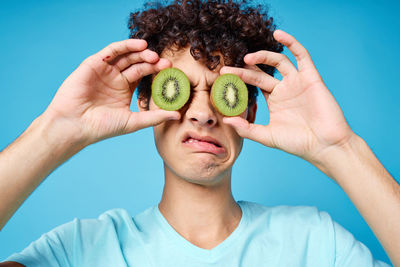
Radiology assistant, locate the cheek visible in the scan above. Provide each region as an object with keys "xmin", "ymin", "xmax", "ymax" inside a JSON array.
[
  {"xmin": 233, "ymin": 134, "xmax": 244, "ymax": 157},
  {"xmin": 153, "ymin": 119, "xmax": 180, "ymax": 156},
  {"xmin": 223, "ymin": 124, "xmax": 244, "ymax": 160},
  {"xmin": 153, "ymin": 125, "xmax": 163, "ymax": 148},
  {"xmin": 149, "ymin": 97, "xmax": 158, "ymax": 111},
  {"xmin": 232, "ymin": 107, "xmax": 247, "ymax": 154},
  {"xmin": 150, "ymin": 98, "xmax": 169, "ymax": 150}
]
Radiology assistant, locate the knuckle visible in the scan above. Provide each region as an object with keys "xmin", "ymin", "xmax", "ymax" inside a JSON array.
[
  {"xmin": 248, "ymin": 71, "xmax": 261, "ymax": 85},
  {"xmin": 127, "ymin": 38, "xmax": 142, "ymax": 46},
  {"xmin": 82, "ymin": 55, "xmax": 101, "ymax": 68},
  {"xmin": 275, "ymin": 54, "xmax": 289, "ymax": 68},
  {"xmin": 82, "ymin": 55, "xmax": 94, "ymax": 65},
  {"xmin": 234, "ymin": 69, "xmax": 243, "ymax": 77},
  {"xmin": 256, "ymin": 50, "xmax": 267, "ymax": 56},
  {"xmin": 115, "ymin": 58, "xmax": 127, "ymax": 71},
  {"xmin": 278, "ymin": 53, "xmax": 289, "ymax": 62},
  {"xmin": 258, "ymin": 52, "xmax": 268, "ymax": 62},
  {"xmin": 121, "ymin": 57, "xmax": 130, "ymax": 66},
  {"xmin": 138, "ymin": 50, "xmax": 147, "ymax": 60},
  {"xmin": 286, "ymin": 38, "xmax": 295, "ymax": 48},
  {"xmin": 253, "ymin": 75, "xmax": 264, "ymax": 86},
  {"xmin": 123, "ymin": 53, "xmax": 135, "ymax": 65},
  {"xmin": 121, "ymin": 72, "xmax": 131, "ymax": 85},
  {"xmin": 123, "ymin": 41, "xmax": 130, "ymax": 52},
  {"xmin": 297, "ymin": 50, "xmax": 310, "ymax": 62},
  {"xmin": 132, "ymin": 66, "xmax": 143, "ymax": 78},
  {"xmin": 109, "ymin": 41, "xmax": 120, "ymax": 47},
  {"xmin": 107, "ymin": 42, "xmax": 120, "ymax": 57}
]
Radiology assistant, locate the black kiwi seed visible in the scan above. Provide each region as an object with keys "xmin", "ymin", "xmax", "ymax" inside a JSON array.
[
  {"xmin": 211, "ymin": 74, "xmax": 248, "ymax": 116},
  {"xmin": 152, "ymin": 68, "xmax": 190, "ymax": 111}
]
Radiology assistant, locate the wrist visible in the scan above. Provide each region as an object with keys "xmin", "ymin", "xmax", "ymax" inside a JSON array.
[
  {"xmin": 309, "ymin": 133, "xmax": 364, "ymax": 181},
  {"xmin": 34, "ymin": 110, "xmax": 88, "ymax": 159}
]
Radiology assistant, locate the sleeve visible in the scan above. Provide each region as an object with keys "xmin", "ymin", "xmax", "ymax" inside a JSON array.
[
  {"xmin": 5, "ymin": 219, "xmax": 79, "ymax": 267},
  {"xmin": 332, "ymin": 219, "xmax": 391, "ymax": 267}
]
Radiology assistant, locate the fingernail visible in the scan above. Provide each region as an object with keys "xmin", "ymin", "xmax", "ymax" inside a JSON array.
[
  {"xmin": 222, "ymin": 117, "xmax": 231, "ymax": 124},
  {"xmin": 244, "ymin": 54, "xmax": 252, "ymax": 62}
]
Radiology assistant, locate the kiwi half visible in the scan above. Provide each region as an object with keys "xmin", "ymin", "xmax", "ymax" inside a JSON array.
[
  {"xmin": 211, "ymin": 74, "xmax": 248, "ymax": 116},
  {"xmin": 151, "ymin": 67, "xmax": 190, "ymax": 111}
]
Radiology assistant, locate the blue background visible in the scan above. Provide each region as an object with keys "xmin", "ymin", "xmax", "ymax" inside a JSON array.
[{"xmin": 0, "ymin": 0, "xmax": 399, "ymax": 264}]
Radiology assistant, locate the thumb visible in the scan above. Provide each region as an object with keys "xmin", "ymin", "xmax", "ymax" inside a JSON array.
[
  {"xmin": 124, "ymin": 109, "xmax": 181, "ymax": 133},
  {"xmin": 223, "ymin": 117, "xmax": 275, "ymax": 148}
]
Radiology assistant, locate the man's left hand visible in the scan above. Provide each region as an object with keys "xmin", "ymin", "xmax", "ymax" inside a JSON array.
[{"xmin": 220, "ymin": 29, "xmax": 356, "ymax": 164}]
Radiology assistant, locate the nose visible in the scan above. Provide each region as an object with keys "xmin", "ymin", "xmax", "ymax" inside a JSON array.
[{"xmin": 185, "ymin": 91, "xmax": 217, "ymax": 128}]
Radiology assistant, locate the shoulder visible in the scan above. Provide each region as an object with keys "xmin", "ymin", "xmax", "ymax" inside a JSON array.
[
  {"xmin": 95, "ymin": 208, "xmax": 134, "ymax": 226},
  {"xmin": 239, "ymin": 201, "xmax": 337, "ymax": 258},
  {"xmin": 29, "ymin": 208, "xmax": 136, "ymax": 249},
  {"xmin": 238, "ymin": 201, "xmax": 391, "ymax": 266},
  {"xmin": 238, "ymin": 200, "xmax": 335, "ymax": 241},
  {"xmin": 50, "ymin": 208, "xmax": 133, "ymax": 233},
  {"xmin": 5, "ymin": 208, "xmax": 139, "ymax": 266},
  {"xmin": 239, "ymin": 200, "xmax": 332, "ymax": 225}
]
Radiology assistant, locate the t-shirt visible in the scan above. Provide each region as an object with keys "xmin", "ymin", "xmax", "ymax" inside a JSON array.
[{"xmin": 6, "ymin": 200, "xmax": 391, "ymax": 266}]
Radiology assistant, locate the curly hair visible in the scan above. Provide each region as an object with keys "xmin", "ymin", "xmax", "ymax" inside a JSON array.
[{"xmin": 128, "ymin": 0, "xmax": 283, "ymax": 109}]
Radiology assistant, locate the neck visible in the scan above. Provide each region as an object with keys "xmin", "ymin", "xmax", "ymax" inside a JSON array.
[{"xmin": 158, "ymin": 164, "xmax": 242, "ymax": 249}]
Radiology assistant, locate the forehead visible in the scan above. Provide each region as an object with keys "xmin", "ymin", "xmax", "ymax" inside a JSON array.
[{"xmin": 160, "ymin": 46, "xmax": 224, "ymax": 88}]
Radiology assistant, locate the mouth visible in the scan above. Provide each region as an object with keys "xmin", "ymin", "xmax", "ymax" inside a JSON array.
[{"xmin": 182, "ymin": 131, "xmax": 226, "ymax": 155}]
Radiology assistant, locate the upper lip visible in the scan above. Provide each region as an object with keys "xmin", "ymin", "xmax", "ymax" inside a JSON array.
[{"xmin": 182, "ymin": 131, "xmax": 223, "ymax": 148}]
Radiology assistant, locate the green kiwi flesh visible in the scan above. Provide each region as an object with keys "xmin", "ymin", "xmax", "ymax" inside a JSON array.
[
  {"xmin": 152, "ymin": 67, "xmax": 190, "ymax": 111},
  {"xmin": 211, "ymin": 74, "xmax": 248, "ymax": 116}
]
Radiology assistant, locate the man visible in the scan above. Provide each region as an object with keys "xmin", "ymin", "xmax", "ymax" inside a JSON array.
[{"xmin": 0, "ymin": 0, "xmax": 398, "ymax": 266}]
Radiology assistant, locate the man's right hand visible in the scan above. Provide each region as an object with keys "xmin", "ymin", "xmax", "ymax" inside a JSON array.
[
  {"xmin": 43, "ymin": 39, "xmax": 180, "ymax": 147},
  {"xmin": 0, "ymin": 39, "xmax": 180, "ymax": 231}
]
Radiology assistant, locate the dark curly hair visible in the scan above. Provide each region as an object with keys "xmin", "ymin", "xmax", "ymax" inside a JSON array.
[{"xmin": 128, "ymin": 0, "xmax": 283, "ymax": 109}]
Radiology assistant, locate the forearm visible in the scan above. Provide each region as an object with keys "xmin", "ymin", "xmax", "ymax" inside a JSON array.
[
  {"xmin": 0, "ymin": 112, "xmax": 86, "ymax": 230},
  {"xmin": 314, "ymin": 134, "xmax": 400, "ymax": 266}
]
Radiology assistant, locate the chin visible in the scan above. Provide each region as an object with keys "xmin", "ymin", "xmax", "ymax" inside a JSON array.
[{"xmin": 177, "ymin": 162, "xmax": 231, "ymax": 187}]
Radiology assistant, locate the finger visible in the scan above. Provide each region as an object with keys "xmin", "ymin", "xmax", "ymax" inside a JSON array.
[
  {"xmin": 244, "ymin": 50, "xmax": 297, "ymax": 77},
  {"xmin": 124, "ymin": 109, "xmax": 181, "ymax": 133},
  {"xmin": 273, "ymin": 30, "xmax": 316, "ymax": 71},
  {"xmin": 220, "ymin": 66, "xmax": 279, "ymax": 93},
  {"xmin": 244, "ymin": 64, "xmax": 261, "ymax": 72},
  {"xmin": 223, "ymin": 117, "xmax": 275, "ymax": 148},
  {"xmin": 121, "ymin": 58, "xmax": 172, "ymax": 83},
  {"xmin": 97, "ymin": 39, "xmax": 148, "ymax": 63},
  {"xmin": 112, "ymin": 49, "xmax": 159, "ymax": 71}
]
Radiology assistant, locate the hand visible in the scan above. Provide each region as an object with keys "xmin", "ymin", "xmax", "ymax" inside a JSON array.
[
  {"xmin": 43, "ymin": 39, "xmax": 180, "ymax": 146},
  {"xmin": 220, "ymin": 30, "xmax": 356, "ymax": 163}
]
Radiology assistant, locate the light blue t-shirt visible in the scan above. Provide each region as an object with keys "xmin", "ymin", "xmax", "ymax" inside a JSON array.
[{"xmin": 7, "ymin": 200, "xmax": 391, "ymax": 266}]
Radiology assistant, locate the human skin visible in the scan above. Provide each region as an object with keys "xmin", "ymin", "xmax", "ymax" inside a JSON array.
[
  {"xmin": 0, "ymin": 30, "xmax": 399, "ymax": 266},
  {"xmin": 138, "ymin": 47, "xmax": 256, "ymax": 248},
  {"xmin": 140, "ymin": 31, "xmax": 400, "ymax": 264},
  {"xmin": 219, "ymin": 30, "xmax": 400, "ymax": 266},
  {"xmin": 0, "ymin": 39, "xmax": 181, "ymax": 231}
]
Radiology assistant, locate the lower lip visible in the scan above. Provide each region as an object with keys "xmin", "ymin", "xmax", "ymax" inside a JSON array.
[{"xmin": 182, "ymin": 140, "xmax": 226, "ymax": 155}]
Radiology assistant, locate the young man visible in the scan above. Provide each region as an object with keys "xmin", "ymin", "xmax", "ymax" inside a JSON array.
[{"xmin": 0, "ymin": 0, "xmax": 398, "ymax": 266}]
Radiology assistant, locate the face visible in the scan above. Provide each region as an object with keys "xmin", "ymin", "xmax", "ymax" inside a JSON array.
[{"xmin": 142, "ymin": 47, "xmax": 256, "ymax": 186}]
